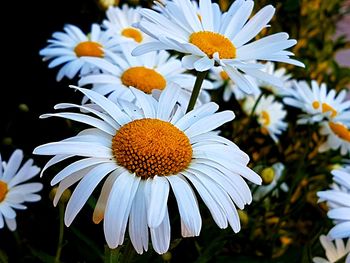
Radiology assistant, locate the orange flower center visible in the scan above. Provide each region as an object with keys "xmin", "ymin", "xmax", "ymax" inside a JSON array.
[
  {"xmin": 74, "ymin": 41, "xmax": 104, "ymax": 57},
  {"xmin": 0, "ymin": 181, "xmax": 8, "ymax": 202},
  {"xmin": 112, "ymin": 119, "xmax": 193, "ymax": 179},
  {"xmin": 220, "ymin": 71, "xmax": 230, "ymax": 81},
  {"xmin": 121, "ymin": 27, "xmax": 143, "ymax": 43},
  {"xmin": 312, "ymin": 101, "xmax": 337, "ymax": 118},
  {"xmin": 189, "ymin": 31, "xmax": 236, "ymax": 59},
  {"xmin": 329, "ymin": 122, "xmax": 350, "ymax": 142},
  {"xmin": 121, "ymin": 66, "xmax": 167, "ymax": 94},
  {"xmin": 260, "ymin": 111, "xmax": 271, "ymax": 126}
]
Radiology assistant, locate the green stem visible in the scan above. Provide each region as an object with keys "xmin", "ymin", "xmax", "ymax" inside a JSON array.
[
  {"xmin": 249, "ymin": 92, "xmax": 264, "ymax": 117},
  {"xmin": 186, "ymin": 70, "xmax": 208, "ymax": 113},
  {"xmin": 105, "ymin": 246, "xmax": 121, "ymax": 263},
  {"xmin": 54, "ymin": 203, "xmax": 65, "ymax": 263},
  {"xmin": 121, "ymin": 240, "xmax": 134, "ymax": 263}
]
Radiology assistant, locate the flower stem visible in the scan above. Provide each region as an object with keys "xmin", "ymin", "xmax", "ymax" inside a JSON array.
[
  {"xmin": 105, "ymin": 246, "xmax": 121, "ymax": 263},
  {"xmin": 186, "ymin": 70, "xmax": 208, "ymax": 113},
  {"xmin": 54, "ymin": 203, "xmax": 65, "ymax": 263}
]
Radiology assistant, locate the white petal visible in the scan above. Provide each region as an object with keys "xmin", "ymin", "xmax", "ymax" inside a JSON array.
[{"xmin": 150, "ymin": 208, "xmax": 171, "ymax": 254}]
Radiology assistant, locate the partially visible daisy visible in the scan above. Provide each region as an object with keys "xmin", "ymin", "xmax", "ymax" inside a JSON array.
[
  {"xmin": 133, "ymin": 0, "xmax": 304, "ymax": 94},
  {"xmin": 259, "ymin": 62, "xmax": 292, "ymax": 96},
  {"xmin": 40, "ymin": 24, "xmax": 120, "ymax": 81},
  {"xmin": 209, "ymin": 66, "xmax": 260, "ymax": 101},
  {"xmin": 317, "ymin": 166, "xmax": 350, "ymax": 239},
  {"xmin": 319, "ymin": 120, "xmax": 350, "ymax": 156},
  {"xmin": 253, "ymin": 163, "xmax": 288, "ymax": 201},
  {"xmin": 79, "ymin": 43, "xmax": 213, "ymax": 107},
  {"xmin": 243, "ymin": 95, "xmax": 287, "ymax": 142},
  {"xmin": 283, "ymin": 80, "xmax": 350, "ymax": 124},
  {"xmin": 103, "ymin": 5, "xmax": 151, "ymax": 44},
  {"xmin": 0, "ymin": 149, "xmax": 42, "ymax": 231},
  {"xmin": 34, "ymin": 85, "xmax": 261, "ymax": 254},
  {"xmin": 313, "ymin": 235, "xmax": 350, "ymax": 263}
]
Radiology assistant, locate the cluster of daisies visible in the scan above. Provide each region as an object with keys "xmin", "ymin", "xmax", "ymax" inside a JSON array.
[{"xmin": 1, "ymin": 0, "xmax": 349, "ymax": 259}]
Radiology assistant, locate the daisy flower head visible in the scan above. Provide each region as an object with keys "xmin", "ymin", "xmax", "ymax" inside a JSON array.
[
  {"xmin": 209, "ymin": 66, "xmax": 260, "ymax": 101},
  {"xmin": 244, "ymin": 95, "xmax": 287, "ymax": 142},
  {"xmin": 79, "ymin": 43, "xmax": 213, "ymax": 107},
  {"xmin": 312, "ymin": 235, "xmax": 350, "ymax": 263},
  {"xmin": 34, "ymin": 85, "xmax": 261, "ymax": 254},
  {"xmin": 0, "ymin": 149, "xmax": 42, "ymax": 231},
  {"xmin": 132, "ymin": 0, "xmax": 304, "ymax": 95},
  {"xmin": 317, "ymin": 166, "xmax": 350, "ymax": 239},
  {"xmin": 319, "ymin": 119, "xmax": 350, "ymax": 156},
  {"xmin": 253, "ymin": 163, "xmax": 288, "ymax": 201},
  {"xmin": 103, "ymin": 4, "xmax": 151, "ymax": 45},
  {"xmin": 259, "ymin": 62, "xmax": 292, "ymax": 96},
  {"xmin": 40, "ymin": 24, "xmax": 120, "ymax": 81},
  {"xmin": 283, "ymin": 80, "xmax": 350, "ymax": 124}
]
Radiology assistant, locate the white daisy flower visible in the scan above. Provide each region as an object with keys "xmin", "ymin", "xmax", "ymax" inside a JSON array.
[
  {"xmin": 209, "ymin": 66, "xmax": 260, "ymax": 101},
  {"xmin": 318, "ymin": 166, "xmax": 350, "ymax": 239},
  {"xmin": 253, "ymin": 163, "xmax": 288, "ymax": 201},
  {"xmin": 259, "ymin": 62, "xmax": 292, "ymax": 95},
  {"xmin": 40, "ymin": 24, "xmax": 120, "ymax": 81},
  {"xmin": 319, "ymin": 120, "xmax": 350, "ymax": 156},
  {"xmin": 244, "ymin": 95, "xmax": 287, "ymax": 142},
  {"xmin": 33, "ymin": 85, "xmax": 261, "ymax": 254},
  {"xmin": 103, "ymin": 4, "xmax": 151, "ymax": 44},
  {"xmin": 313, "ymin": 235, "xmax": 350, "ymax": 263},
  {"xmin": 132, "ymin": 0, "xmax": 304, "ymax": 94},
  {"xmin": 79, "ymin": 43, "xmax": 213, "ymax": 107},
  {"xmin": 283, "ymin": 80, "xmax": 350, "ymax": 124},
  {"xmin": 0, "ymin": 149, "xmax": 42, "ymax": 231}
]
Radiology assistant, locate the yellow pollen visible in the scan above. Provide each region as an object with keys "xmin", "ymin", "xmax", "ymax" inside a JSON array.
[
  {"xmin": 261, "ymin": 111, "xmax": 271, "ymax": 126},
  {"xmin": 220, "ymin": 71, "xmax": 230, "ymax": 81},
  {"xmin": 322, "ymin": 103, "xmax": 337, "ymax": 118},
  {"xmin": 312, "ymin": 101, "xmax": 320, "ymax": 109},
  {"xmin": 74, "ymin": 41, "xmax": 104, "ymax": 57},
  {"xmin": 121, "ymin": 66, "xmax": 166, "ymax": 94},
  {"xmin": 189, "ymin": 31, "xmax": 236, "ymax": 59},
  {"xmin": 121, "ymin": 27, "xmax": 143, "ymax": 43},
  {"xmin": 0, "ymin": 181, "xmax": 8, "ymax": 202},
  {"xmin": 197, "ymin": 14, "xmax": 202, "ymax": 22},
  {"xmin": 112, "ymin": 119, "xmax": 193, "ymax": 179},
  {"xmin": 329, "ymin": 122, "xmax": 350, "ymax": 142}
]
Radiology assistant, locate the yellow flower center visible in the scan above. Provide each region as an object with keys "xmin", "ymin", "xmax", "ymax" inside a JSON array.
[
  {"xmin": 329, "ymin": 122, "xmax": 350, "ymax": 142},
  {"xmin": 121, "ymin": 27, "xmax": 143, "ymax": 43},
  {"xmin": 220, "ymin": 71, "xmax": 230, "ymax": 81},
  {"xmin": 112, "ymin": 119, "xmax": 193, "ymax": 179},
  {"xmin": 261, "ymin": 167, "xmax": 275, "ymax": 184},
  {"xmin": 312, "ymin": 101, "xmax": 337, "ymax": 118},
  {"xmin": 0, "ymin": 181, "xmax": 8, "ymax": 203},
  {"xmin": 74, "ymin": 41, "xmax": 104, "ymax": 57},
  {"xmin": 189, "ymin": 31, "xmax": 236, "ymax": 59},
  {"xmin": 261, "ymin": 111, "xmax": 271, "ymax": 126},
  {"xmin": 121, "ymin": 66, "xmax": 167, "ymax": 94}
]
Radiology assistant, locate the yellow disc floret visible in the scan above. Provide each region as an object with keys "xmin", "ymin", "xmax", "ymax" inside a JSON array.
[
  {"xmin": 121, "ymin": 66, "xmax": 167, "ymax": 94},
  {"xmin": 121, "ymin": 27, "xmax": 143, "ymax": 43},
  {"xmin": 112, "ymin": 119, "xmax": 193, "ymax": 179},
  {"xmin": 312, "ymin": 101, "xmax": 337, "ymax": 118},
  {"xmin": 74, "ymin": 41, "xmax": 104, "ymax": 57},
  {"xmin": 189, "ymin": 31, "xmax": 236, "ymax": 59},
  {"xmin": 0, "ymin": 181, "xmax": 8, "ymax": 202},
  {"xmin": 329, "ymin": 122, "xmax": 350, "ymax": 142}
]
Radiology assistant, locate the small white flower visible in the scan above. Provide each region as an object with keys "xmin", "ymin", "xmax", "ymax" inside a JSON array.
[
  {"xmin": 0, "ymin": 150, "xmax": 42, "ymax": 231},
  {"xmin": 40, "ymin": 24, "xmax": 120, "ymax": 81},
  {"xmin": 133, "ymin": 0, "xmax": 304, "ymax": 94},
  {"xmin": 79, "ymin": 43, "xmax": 213, "ymax": 107},
  {"xmin": 313, "ymin": 235, "xmax": 350, "ymax": 263},
  {"xmin": 319, "ymin": 120, "xmax": 350, "ymax": 156},
  {"xmin": 259, "ymin": 62, "xmax": 292, "ymax": 95},
  {"xmin": 34, "ymin": 85, "xmax": 261, "ymax": 254},
  {"xmin": 283, "ymin": 80, "xmax": 350, "ymax": 124}
]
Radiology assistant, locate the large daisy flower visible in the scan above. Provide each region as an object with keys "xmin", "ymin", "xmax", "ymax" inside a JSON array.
[
  {"xmin": 313, "ymin": 235, "xmax": 350, "ymax": 263},
  {"xmin": 33, "ymin": 85, "xmax": 261, "ymax": 254},
  {"xmin": 79, "ymin": 43, "xmax": 213, "ymax": 107},
  {"xmin": 132, "ymin": 0, "xmax": 304, "ymax": 94},
  {"xmin": 283, "ymin": 80, "xmax": 350, "ymax": 124},
  {"xmin": 317, "ymin": 166, "xmax": 350, "ymax": 239},
  {"xmin": 0, "ymin": 149, "xmax": 42, "ymax": 231},
  {"xmin": 319, "ymin": 119, "xmax": 350, "ymax": 156},
  {"xmin": 40, "ymin": 24, "xmax": 120, "ymax": 81},
  {"xmin": 243, "ymin": 95, "xmax": 287, "ymax": 142},
  {"xmin": 209, "ymin": 66, "xmax": 260, "ymax": 101},
  {"xmin": 103, "ymin": 5, "xmax": 151, "ymax": 44}
]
